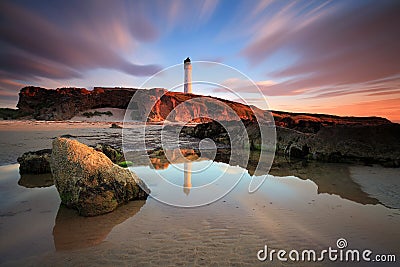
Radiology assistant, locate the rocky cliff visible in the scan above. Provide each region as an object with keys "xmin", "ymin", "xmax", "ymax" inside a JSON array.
[
  {"xmin": 17, "ymin": 86, "xmax": 138, "ymax": 120},
  {"xmin": 127, "ymin": 91, "xmax": 266, "ymax": 122},
  {"xmin": 17, "ymin": 86, "xmax": 391, "ymax": 128},
  {"xmin": 17, "ymin": 86, "xmax": 265, "ymax": 122},
  {"xmin": 16, "ymin": 86, "xmax": 392, "ymax": 127},
  {"xmin": 272, "ymin": 110, "xmax": 391, "ymax": 133}
]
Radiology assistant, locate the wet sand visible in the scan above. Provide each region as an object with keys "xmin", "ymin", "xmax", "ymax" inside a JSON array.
[
  {"xmin": 0, "ymin": 120, "xmax": 123, "ymax": 165},
  {"xmin": 350, "ymin": 165, "xmax": 400, "ymax": 209}
]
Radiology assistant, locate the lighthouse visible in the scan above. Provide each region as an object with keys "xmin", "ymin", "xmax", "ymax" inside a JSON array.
[{"xmin": 184, "ymin": 57, "xmax": 192, "ymax": 93}]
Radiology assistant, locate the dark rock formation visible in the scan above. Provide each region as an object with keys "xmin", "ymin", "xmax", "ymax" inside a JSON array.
[
  {"xmin": 277, "ymin": 124, "xmax": 400, "ymax": 165},
  {"xmin": 180, "ymin": 119, "xmax": 270, "ymax": 150},
  {"xmin": 17, "ymin": 86, "xmax": 137, "ymax": 120},
  {"xmin": 17, "ymin": 149, "xmax": 52, "ymax": 174},
  {"xmin": 289, "ymin": 145, "xmax": 309, "ymax": 159},
  {"xmin": 50, "ymin": 138, "xmax": 149, "ymax": 216},
  {"xmin": 17, "ymin": 143, "xmax": 125, "ymax": 175},
  {"xmin": 0, "ymin": 108, "xmax": 28, "ymax": 120},
  {"xmin": 181, "ymin": 120, "xmax": 400, "ymax": 166},
  {"xmin": 110, "ymin": 123, "xmax": 122, "ymax": 129},
  {"xmin": 272, "ymin": 110, "xmax": 391, "ymax": 133}
]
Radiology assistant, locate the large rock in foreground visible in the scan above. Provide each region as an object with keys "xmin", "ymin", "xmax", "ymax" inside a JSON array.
[{"xmin": 50, "ymin": 138, "xmax": 148, "ymax": 216}]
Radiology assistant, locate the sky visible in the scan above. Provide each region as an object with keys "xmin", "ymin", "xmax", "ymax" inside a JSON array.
[{"xmin": 0, "ymin": 0, "xmax": 399, "ymax": 121}]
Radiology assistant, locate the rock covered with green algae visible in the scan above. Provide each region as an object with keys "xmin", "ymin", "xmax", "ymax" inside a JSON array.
[{"xmin": 50, "ymin": 137, "xmax": 149, "ymax": 216}]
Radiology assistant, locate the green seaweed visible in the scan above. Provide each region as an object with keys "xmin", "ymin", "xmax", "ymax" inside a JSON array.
[
  {"xmin": 118, "ymin": 161, "xmax": 133, "ymax": 168},
  {"xmin": 115, "ymin": 151, "xmax": 124, "ymax": 162}
]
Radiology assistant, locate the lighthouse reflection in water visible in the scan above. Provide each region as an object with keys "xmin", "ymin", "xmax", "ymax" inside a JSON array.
[
  {"xmin": 130, "ymin": 151, "xmax": 248, "ymax": 206},
  {"xmin": 183, "ymin": 162, "xmax": 192, "ymax": 195}
]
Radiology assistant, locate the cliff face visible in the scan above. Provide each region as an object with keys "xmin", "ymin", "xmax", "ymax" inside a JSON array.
[
  {"xmin": 17, "ymin": 86, "xmax": 267, "ymax": 122},
  {"xmin": 129, "ymin": 91, "xmax": 266, "ymax": 122},
  {"xmin": 17, "ymin": 86, "xmax": 138, "ymax": 120}
]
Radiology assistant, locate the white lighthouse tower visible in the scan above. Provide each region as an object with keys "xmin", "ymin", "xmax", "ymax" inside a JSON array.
[{"xmin": 184, "ymin": 57, "xmax": 192, "ymax": 94}]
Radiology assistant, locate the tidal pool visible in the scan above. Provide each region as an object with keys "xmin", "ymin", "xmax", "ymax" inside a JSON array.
[{"xmin": 1, "ymin": 159, "xmax": 399, "ymax": 266}]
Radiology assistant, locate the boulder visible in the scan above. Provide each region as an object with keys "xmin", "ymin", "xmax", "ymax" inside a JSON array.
[
  {"xmin": 289, "ymin": 146, "xmax": 306, "ymax": 159},
  {"xmin": 16, "ymin": 142, "xmax": 125, "ymax": 176},
  {"xmin": 17, "ymin": 149, "xmax": 52, "ymax": 174},
  {"xmin": 110, "ymin": 123, "xmax": 122, "ymax": 129},
  {"xmin": 50, "ymin": 138, "xmax": 149, "ymax": 216}
]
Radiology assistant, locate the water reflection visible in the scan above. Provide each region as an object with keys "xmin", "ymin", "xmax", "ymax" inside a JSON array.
[
  {"xmin": 149, "ymin": 148, "xmax": 200, "ymax": 169},
  {"xmin": 183, "ymin": 162, "xmax": 192, "ymax": 195},
  {"xmin": 131, "ymin": 148, "xmax": 381, "ymax": 207},
  {"xmin": 18, "ymin": 173, "xmax": 54, "ymax": 188},
  {"xmin": 53, "ymin": 200, "xmax": 145, "ymax": 250},
  {"xmin": 17, "ymin": 149, "xmax": 378, "ymax": 207},
  {"xmin": 214, "ymin": 149, "xmax": 380, "ymax": 206},
  {"xmin": 268, "ymin": 157, "xmax": 380, "ymax": 205}
]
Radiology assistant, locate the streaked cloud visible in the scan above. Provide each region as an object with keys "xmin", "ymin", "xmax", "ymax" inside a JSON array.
[
  {"xmin": 215, "ymin": 78, "xmax": 277, "ymax": 95},
  {"xmin": 240, "ymin": 0, "xmax": 400, "ymax": 98},
  {"xmin": 199, "ymin": 0, "xmax": 220, "ymax": 22},
  {"xmin": 0, "ymin": 0, "xmax": 162, "ymax": 81}
]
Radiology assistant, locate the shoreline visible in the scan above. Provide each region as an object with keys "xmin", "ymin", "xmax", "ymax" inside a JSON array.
[{"xmin": 0, "ymin": 120, "xmax": 120, "ymax": 131}]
